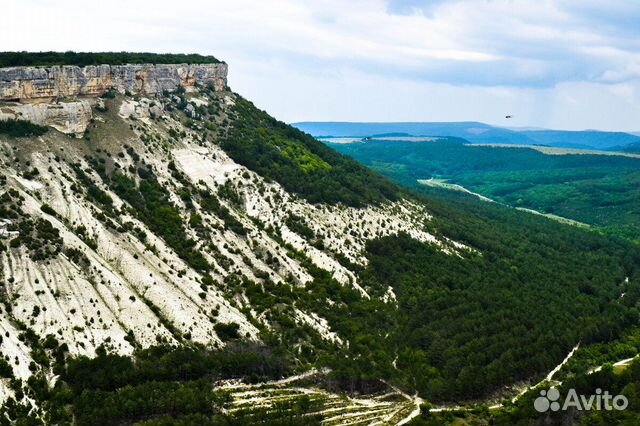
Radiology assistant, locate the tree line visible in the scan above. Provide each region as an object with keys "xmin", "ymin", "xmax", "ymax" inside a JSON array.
[{"xmin": 0, "ymin": 51, "xmax": 222, "ymax": 67}]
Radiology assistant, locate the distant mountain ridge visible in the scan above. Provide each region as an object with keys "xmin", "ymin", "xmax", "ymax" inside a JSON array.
[
  {"xmin": 292, "ymin": 121, "xmax": 640, "ymax": 151},
  {"xmin": 520, "ymin": 129, "xmax": 640, "ymax": 151},
  {"xmin": 619, "ymin": 142, "xmax": 640, "ymax": 153}
]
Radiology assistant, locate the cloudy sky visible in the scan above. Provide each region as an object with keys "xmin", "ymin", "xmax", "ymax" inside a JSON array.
[{"xmin": 2, "ymin": 0, "xmax": 639, "ymax": 131}]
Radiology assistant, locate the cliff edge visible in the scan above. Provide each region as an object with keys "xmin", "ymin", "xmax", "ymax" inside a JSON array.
[
  {"xmin": 0, "ymin": 63, "xmax": 227, "ymax": 101},
  {"xmin": 0, "ymin": 63, "xmax": 227, "ymax": 135}
]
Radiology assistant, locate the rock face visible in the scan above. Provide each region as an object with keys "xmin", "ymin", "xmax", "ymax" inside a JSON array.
[
  {"xmin": 0, "ymin": 100, "xmax": 94, "ymax": 135},
  {"xmin": 0, "ymin": 63, "xmax": 228, "ymax": 101},
  {"xmin": 0, "ymin": 63, "xmax": 227, "ymax": 136}
]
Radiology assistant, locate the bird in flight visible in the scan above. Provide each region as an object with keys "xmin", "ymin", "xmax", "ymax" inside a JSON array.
[{"xmin": 505, "ymin": 115, "xmax": 513, "ymax": 119}]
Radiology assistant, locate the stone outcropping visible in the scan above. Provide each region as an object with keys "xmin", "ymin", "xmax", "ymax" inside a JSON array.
[
  {"xmin": 0, "ymin": 63, "xmax": 227, "ymax": 136},
  {"xmin": 0, "ymin": 63, "xmax": 227, "ymax": 101},
  {"xmin": 0, "ymin": 101, "xmax": 94, "ymax": 135}
]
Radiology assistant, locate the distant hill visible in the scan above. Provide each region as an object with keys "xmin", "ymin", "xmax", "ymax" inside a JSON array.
[
  {"xmin": 617, "ymin": 142, "xmax": 640, "ymax": 153},
  {"xmin": 293, "ymin": 121, "xmax": 640, "ymax": 151},
  {"xmin": 293, "ymin": 121, "xmax": 536, "ymax": 145},
  {"xmin": 520, "ymin": 130, "xmax": 640, "ymax": 150}
]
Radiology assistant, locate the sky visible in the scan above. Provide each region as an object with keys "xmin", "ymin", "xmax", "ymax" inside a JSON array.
[{"xmin": 2, "ymin": 0, "xmax": 639, "ymax": 131}]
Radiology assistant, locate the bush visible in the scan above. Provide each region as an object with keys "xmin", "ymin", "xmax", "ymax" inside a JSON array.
[
  {"xmin": 40, "ymin": 204, "xmax": 57, "ymax": 216},
  {"xmin": 100, "ymin": 88, "xmax": 117, "ymax": 99},
  {"xmin": 214, "ymin": 322, "xmax": 240, "ymax": 341},
  {"xmin": 0, "ymin": 359, "xmax": 13, "ymax": 378},
  {"xmin": 0, "ymin": 120, "xmax": 48, "ymax": 137}
]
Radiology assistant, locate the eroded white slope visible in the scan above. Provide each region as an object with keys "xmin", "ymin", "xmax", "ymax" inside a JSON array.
[
  {"xmin": 0, "ymin": 91, "xmax": 470, "ymax": 388},
  {"xmin": 172, "ymin": 143, "xmax": 462, "ymax": 292},
  {"xmin": 0, "ymin": 154, "xmax": 260, "ymax": 376}
]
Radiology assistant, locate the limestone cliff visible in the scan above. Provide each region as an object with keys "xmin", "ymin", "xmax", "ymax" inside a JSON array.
[
  {"xmin": 0, "ymin": 100, "xmax": 94, "ymax": 135},
  {"xmin": 0, "ymin": 63, "xmax": 227, "ymax": 101},
  {"xmin": 0, "ymin": 63, "xmax": 227, "ymax": 136}
]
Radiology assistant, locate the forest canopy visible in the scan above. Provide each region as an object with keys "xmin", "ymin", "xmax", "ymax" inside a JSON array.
[
  {"xmin": 0, "ymin": 51, "xmax": 223, "ymax": 67},
  {"xmin": 220, "ymin": 97, "xmax": 401, "ymax": 207},
  {"xmin": 296, "ymin": 188, "xmax": 640, "ymax": 401}
]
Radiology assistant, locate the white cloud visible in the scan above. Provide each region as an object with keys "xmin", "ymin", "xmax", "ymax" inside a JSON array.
[{"xmin": 1, "ymin": 0, "xmax": 639, "ymax": 130}]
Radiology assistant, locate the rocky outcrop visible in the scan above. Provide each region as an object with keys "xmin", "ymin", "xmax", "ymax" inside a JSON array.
[
  {"xmin": 0, "ymin": 100, "xmax": 94, "ymax": 136},
  {"xmin": 0, "ymin": 63, "xmax": 227, "ymax": 102},
  {"xmin": 0, "ymin": 63, "xmax": 227, "ymax": 136}
]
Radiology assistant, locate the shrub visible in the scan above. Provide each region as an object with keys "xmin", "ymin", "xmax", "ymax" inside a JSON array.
[
  {"xmin": 0, "ymin": 359, "xmax": 13, "ymax": 378},
  {"xmin": 214, "ymin": 322, "xmax": 240, "ymax": 341},
  {"xmin": 40, "ymin": 204, "xmax": 57, "ymax": 216},
  {"xmin": 0, "ymin": 120, "xmax": 48, "ymax": 137}
]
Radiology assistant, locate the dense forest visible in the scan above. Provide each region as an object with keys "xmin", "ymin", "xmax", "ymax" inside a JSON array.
[
  {"xmin": 291, "ymin": 187, "xmax": 640, "ymax": 401},
  {"xmin": 0, "ymin": 344, "xmax": 318, "ymax": 426},
  {"xmin": 85, "ymin": 90, "xmax": 640, "ymax": 404},
  {"xmin": 327, "ymin": 139, "xmax": 640, "ymax": 242},
  {"xmin": 414, "ymin": 353, "xmax": 640, "ymax": 425},
  {"xmin": 193, "ymin": 93, "xmax": 640, "ymax": 401},
  {"xmin": 0, "ymin": 51, "xmax": 222, "ymax": 67}
]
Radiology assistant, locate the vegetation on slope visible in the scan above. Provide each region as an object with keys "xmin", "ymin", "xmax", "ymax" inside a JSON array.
[
  {"xmin": 221, "ymin": 97, "xmax": 401, "ymax": 206},
  {"xmin": 0, "ymin": 120, "xmax": 48, "ymax": 138},
  {"xmin": 294, "ymin": 189, "xmax": 640, "ymax": 401},
  {"xmin": 555, "ymin": 327, "xmax": 640, "ymax": 381},
  {"xmin": 518, "ymin": 358, "xmax": 640, "ymax": 425},
  {"xmin": 115, "ymin": 89, "xmax": 640, "ymax": 403},
  {"xmin": 0, "ymin": 52, "xmax": 222, "ymax": 67},
  {"xmin": 110, "ymin": 169, "xmax": 211, "ymax": 272},
  {"xmin": 0, "ymin": 189, "xmax": 62, "ymax": 260},
  {"xmin": 0, "ymin": 344, "xmax": 316, "ymax": 426},
  {"xmin": 83, "ymin": 154, "xmax": 211, "ymax": 273},
  {"xmin": 3, "ymin": 75, "xmax": 640, "ymax": 424},
  {"xmin": 415, "ymin": 354, "xmax": 640, "ymax": 425}
]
